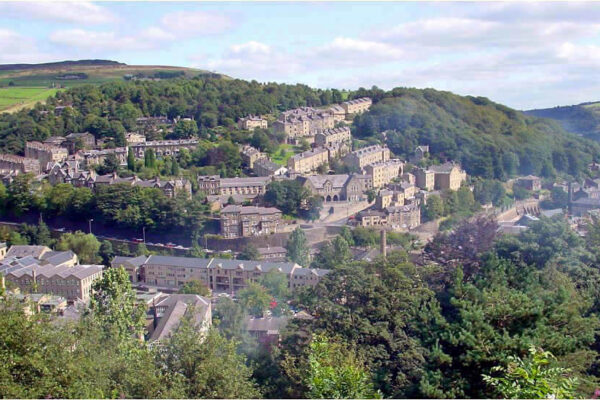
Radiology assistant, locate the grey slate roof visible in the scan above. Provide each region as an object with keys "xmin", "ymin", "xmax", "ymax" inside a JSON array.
[
  {"xmin": 145, "ymin": 255, "xmax": 211, "ymax": 268},
  {"xmin": 112, "ymin": 255, "xmax": 149, "ymax": 268},
  {"xmin": 5, "ymin": 245, "xmax": 50, "ymax": 259},
  {"xmin": 304, "ymin": 174, "xmax": 349, "ymax": 190}
]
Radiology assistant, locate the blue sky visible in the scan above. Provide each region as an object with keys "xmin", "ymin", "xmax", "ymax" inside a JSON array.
[{"xmin": 1, "ymin": 2, "xmax": 600, "ymax": 110}]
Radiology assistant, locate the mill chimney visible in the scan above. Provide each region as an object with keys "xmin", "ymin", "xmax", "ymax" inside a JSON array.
[{"xmin": 380, "ymin": 229, "xmax": 387, "ymax": 259}]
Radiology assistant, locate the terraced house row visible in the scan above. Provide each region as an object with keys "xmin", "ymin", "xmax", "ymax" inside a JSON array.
[{"xmin": 111, "ymin": 255, "xmax": 330, "ymax": 294}]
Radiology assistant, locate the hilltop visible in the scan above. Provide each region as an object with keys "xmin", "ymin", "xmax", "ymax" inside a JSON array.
[
  {"xmin": 0, "ymin": 59, "xmax": 124, "ymax": 72},
  {"xmin": 0, "ymin": 59, "xmax": 220, "ymax": 112},
  {"xmin": 525, "ymin": 101, "xmax": 600, "ymax": 141}
]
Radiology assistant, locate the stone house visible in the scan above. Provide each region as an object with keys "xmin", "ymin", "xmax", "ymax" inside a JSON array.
[
  {"xmin": 238, "ymin": 115, "xmax": 268, "ymax": 130},
  {"xmin": 414, "ymin": 167, "xmax": 435, "ymax": 191},
  {"xmin": 25, "ymin": 142, "xmax": 68, "ymax": 171},
  {"xmin": 328, "ymin": 104, "xmax": 346, "ymax": 122},
  {"xmin": 343, "ymin": 144, "xmax": 390, "ymax": 171},
  {"xmin": 0, "ymin": 154, "xmax": 40, "ymax": 174},
  {"xmin": 429, "ymin": 163, "xmax": 467, "ymax": 191},
  {"xmin": 364, "ymin": 159, "xmax": 404, "ymax": 188},
  {"xmin": 253, "ymin": 158, "xmax": 288, "ymax": 177},
  {"xmin": 197, "ymin": 175, "xmax": 221, "ymax": 195},
  {"xmin": 287, "ymin": 148, "xmax": 329, "ymax": 174},
  {"xmin": 220, "ymin": 205, "xmax": 282, "ymax": 238},
  {"xmin": 219, "ymin": 176, "xmax": 272, "ymax": 197},
  {"xmin": 241, "ymin": 145, "xmax": 266, "ymax": 169},
  {"xmin": 314, "ymin": 127, "xmax": 351, "ymax": 147},
  {"xmin": 65, "ymin": 132, "xmax": 96, "ymax": 152},
  {"xmin": 341, "ymin": 97, "xmax": 372, "ymax": 114}
]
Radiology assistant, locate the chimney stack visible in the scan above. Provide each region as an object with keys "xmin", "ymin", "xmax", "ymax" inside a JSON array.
[
  {"xmin": 568, "ymin": 181, "xmax": 573, "ymax": 215},
  {"xmin": 380, "ymin": 229, "xmax": 387, "ymax": 259}
]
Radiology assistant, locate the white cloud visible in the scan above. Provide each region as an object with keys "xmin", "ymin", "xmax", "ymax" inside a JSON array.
[
  {"xmin": 49, "ymin": 24, "xmax": 188, "ymax": 53},
  {"xmin": 160, "ymin": 11, "xmax": 235, "ymax": 36},
  {"xmin": 309, "ymin": 37, "xmax": 403, "ymax": 67},
  {"xmin": 0, "ymin": 2, "xmax": 116, "ymax": 25},
  {"xmin": 46, "ymin": 9, "xmax": 235, "ymax": 54},
  {"xmin": 0, "ymin": 29, "xmax": 55, "ymax": 63},
  {"xmin": 200, "ymin": 41, "xmax": 303, "ymax": 79},
  {"xmin": 198, "ymin": 36, "xmax": 404, "ymax": 80},
  {"xmin": 49, "ymin": 28, "xmax": 171, "ymax": 52}
]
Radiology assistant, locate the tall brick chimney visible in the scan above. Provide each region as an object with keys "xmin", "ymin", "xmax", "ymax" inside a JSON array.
[{"xmin": 380, "ymin": 229, "xmax": 387, "ymax": 259}]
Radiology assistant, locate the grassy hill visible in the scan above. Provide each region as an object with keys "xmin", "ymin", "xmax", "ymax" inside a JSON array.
[
  {"xmin": 0, "ymin": 59, "xmax": 217, "ymax": 112},
  {"xmin": 524, "ymin": 101, "xmax": 600, "ymax": 141}
]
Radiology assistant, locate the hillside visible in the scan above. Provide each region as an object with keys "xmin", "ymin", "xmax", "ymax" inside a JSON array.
[
  {"xmin": 0, "ymin": 59, "xmax": 219, "ymax": 112},
  {"xmin": 0, "ymin": 76, "xmax": 597, "ymax": 180},
  {"xmin": 351, "ymin": 87, "xmax": 600, "ymax": 179},
  {"xmin": 524, "ymin": 102, "xmax": 600, "ymax": 141}
]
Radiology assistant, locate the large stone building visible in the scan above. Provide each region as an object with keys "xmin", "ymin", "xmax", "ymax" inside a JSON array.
[
  {"xmin": 196, "ymin": 175, "xmax": 273, "ymax": 197},
  {"xmin": 1, "ymin": 246, "xmax": 101, "ymax": 303},
  {"xmin": 343, "ymin": 144, "xmax": 390, "ymax": 171},
  {"xmin": 0, "ymin": 154, "xmax": 40, "ymax": 174},
  {"xmin": 65, "ymin": 132, "xmax": 96, "ymax": 152},
  {"xmin": 342, "ymin": 97, "xmax": 372, "ymax": 114},
  {"xmin": 287, "ymin": 148, "xmax": 329, "ymax": 174},
  {"xmin": 356, "ymin": 203, "xmax": 421, "ymax": 229},
  {"xmin": 25, "ymin": 141, "xmax": 68, "ymax": 171},
  {"xmin": 3, "ymin": 264, "xmax": 103, "ymax": 303},
  {"xmin": 273, "ymin": 107, "xmax": 335, "ymax": 140},
  {"xmin": 220, "ymin": 205, "xmax": 282, "ymax": 238},
  {"xmin": 429, "ymin": 163, "xmax": 467, "ymax": 191},
  {"xmin": 238, "ymin": 115, "xmax": 268, "ymax": 130},
  {"xmin": 314, "ymin": 127, "xmax": 351, "ymax": 147},
  {"xmin": 197, "ymin": 175, "xmax": 221, "ymax": 195},
  {"xmin": 130, "ymin": 139, "xmax": 198, "ymax": 158},
  {"xmin": 364, "ymin": 159, "xmax": 404, "ymax": 188},
  {"xmin": 82, "ymin": 147, "xmax": 128, "ymax": 166},
  {"xmin": 220, "ymin": 176, "xmax": 272, "ymax": 196},
  {"xmin": 297, "ymin": 173, "xmax": 373, "ymax": 202},
  {"xmin": 414, "ymin": 167, "xmax": 435, "ymax": 191},
  {"xmin": 111, "ymin": 254, "xmax": 330, "ymax": 294}
]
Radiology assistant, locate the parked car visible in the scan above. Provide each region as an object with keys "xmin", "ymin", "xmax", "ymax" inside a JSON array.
[{"xmin": 133, "ymin": 238, "xmax": 144, "ymax": 243}]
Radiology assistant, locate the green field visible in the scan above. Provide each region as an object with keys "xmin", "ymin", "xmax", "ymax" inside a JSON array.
[
  {"xmin": 0, "ymin": 65, "xmax": 214, "ymax": 89},
  {"xmin": 0, "ymin": 87, "xmax": 61, "ymax": 112},
  {"xmin": 0, "ymin": 62, "xmax": 217, "ymax": 113},
  {"xmin": 271, "ymin": 144, "xmax": 297, "ymax": 165}
]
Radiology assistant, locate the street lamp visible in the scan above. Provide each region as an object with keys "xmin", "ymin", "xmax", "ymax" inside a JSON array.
[
  {"xmin": 88, "ymin": 219, "xmax": 93, "ymax": 234},
  {"xmin": 142, "ymin": 226, "xmax": 146, "ymax": 244}
]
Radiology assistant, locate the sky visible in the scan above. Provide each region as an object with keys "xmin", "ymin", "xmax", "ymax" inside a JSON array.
[{"xmin": 1, "ymin": 1, "xmax": 600, "ymax": 110}]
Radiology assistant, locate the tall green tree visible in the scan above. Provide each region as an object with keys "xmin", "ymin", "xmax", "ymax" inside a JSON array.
[
  {"xmin": 306, "ymin": 335, "xmax": 380, "ymax": 399},
  {"xmin": 286, "ymin": 227, "xmax": 310, "ymax": 266},
  {"xmin": 157, "ymin": 318, "xmax": 260, "ymax": 398},
  {"xmin": 127, "ymin": 147, "xmax": 135, "ymax": 171},
  {"xmin": 88, "ymin": 267, "xmax": 146, "ymax": 342},
  {"xmin": 56, "ymin": 231, "xmax": 101, "ymax": 264}
]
